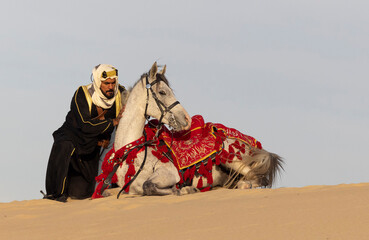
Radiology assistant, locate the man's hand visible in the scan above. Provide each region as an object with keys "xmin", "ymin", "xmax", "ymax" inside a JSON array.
[
  {"xmin": 97, "ymin": 139, "xmax": 110, "ymax": 149},
  {"xmin": 113, "ymin": 106, "xmax": 125, "ymax": 126}
]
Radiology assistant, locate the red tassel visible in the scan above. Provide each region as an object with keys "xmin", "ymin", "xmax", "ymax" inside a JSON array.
[
  {"xmin": 152, "ymin": 150, "xmax": 161, "ymax": 159},
  {"xmin": 189, "ymin": 166, "xmax": 196, "ymax": 180},
  {"xmin": 127, "ymin": 149, "xmax": 138, "ymax": 161},
  {"xmin": 161, "ymin": 156, "xmax": 170, "ymax": 163},
  {"xmin": 91, "ymin": 182, "xmax": 104, "ymax": 199},
  {"xmin": 240, "ymin": 143, "xmax": 246, "ymax": 154},
  {"xmin": 205, "ymin": 159, "xmax": 213, "ymax": 171},
  {"xmin": 115, "ymin": 147, "xmax": 125, "ymax": 160},
  {"xmin": 233, "ymin": 141, "xmax": 240, "ymax": 149},
  {"xmin": 127, "ymin": 164, "xmax": 135, "ymax": 176},
  {"xmin": 228, "ymin": 145, "xmax": 237, "ymax": 162},
  {"xmin": 197, "ymin": 176, "xmax": 203, "ymax": 189},
  {"xmin": 183, "ymin": 169, "xmax": 188, "ymax": 181},
  {"xmin": 228, "ymin": 145, "xmax": 235, "ymax": 154},
  {"xmin": 95, "ymin": 174, "xmax": 104, "ymax": 182},
  {"xmin": 207, "ymin": 173, "xmax": 213, "ymax": 185},
  {"xmin": 152, "ymin": 148, "xmax": 170, "ymax": 163},
  {"xmin": 215, "ymin": 154, "xmax": 221, "ymax": 165},
  {"xmin": 236, "ymin": 151, "xmax": 242, "ymax": 160},
  {"xmin": 220, "ymin": 150, "xmax": 229, "ymax": 164},
  {"xmin": 104, "ymin": 147, "xmax": 115, "ymax": 161},
  {"xmin": 199, "ymin": 162, "xmax": 206, "ymax": 175}
]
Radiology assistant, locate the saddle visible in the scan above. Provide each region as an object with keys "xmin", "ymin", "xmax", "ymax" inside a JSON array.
[
  {"xmin": 160, "ymin": 115, "xmax": 223, "ymax": 170},
  {"xmin": 159, "ymin": 115, "xmax": 262, "ymax": 170}
]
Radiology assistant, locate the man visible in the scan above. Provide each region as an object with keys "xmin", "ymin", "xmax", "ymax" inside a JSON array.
[{"xmin": 44, "ymin": 64, "xmax": 126, "ymax": 202}]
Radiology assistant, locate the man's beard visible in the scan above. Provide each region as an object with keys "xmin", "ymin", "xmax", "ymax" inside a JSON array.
[{"xmin": 103, "ymin": 90, "xmax": 114, "ymax": 99}]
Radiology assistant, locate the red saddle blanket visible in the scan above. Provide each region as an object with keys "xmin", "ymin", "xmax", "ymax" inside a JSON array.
[
  {"xmin": 160, "ymin": 115, "xmax": 262, "ymax": 170},
  {"xmin": 93, "ymin": 115, "xmax": 262, "ymax": 197}
]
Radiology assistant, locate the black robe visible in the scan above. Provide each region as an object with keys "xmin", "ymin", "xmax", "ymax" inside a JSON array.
[{"xmin": 45, "ymin": 85, "xmax": 125, "ymax": 200}]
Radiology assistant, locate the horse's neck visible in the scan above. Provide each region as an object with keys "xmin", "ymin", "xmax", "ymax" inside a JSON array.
[{"xmin": 114, "ymin": 82, "xmax": 147, "ymax": 150}]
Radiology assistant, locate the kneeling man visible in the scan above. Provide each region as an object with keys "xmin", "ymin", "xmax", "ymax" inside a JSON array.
[{"xmin": 45, "ymin": 64, "xmax": 126, "ymax": 202}]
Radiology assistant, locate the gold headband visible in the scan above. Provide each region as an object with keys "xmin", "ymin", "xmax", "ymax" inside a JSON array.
[{"xmin": 101, "ymin": 69, "xmax": 118, "ymax": 79}]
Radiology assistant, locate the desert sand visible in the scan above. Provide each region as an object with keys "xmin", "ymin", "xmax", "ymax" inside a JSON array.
[{"xmin": 1, "ymin": 183, "xmax": 369, "ymax": 240}]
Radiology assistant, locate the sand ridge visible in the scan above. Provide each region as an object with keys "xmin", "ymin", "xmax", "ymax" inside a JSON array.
[{"xmin": 1, "ymin": 183, "xmax": 369, "ymax": 240}]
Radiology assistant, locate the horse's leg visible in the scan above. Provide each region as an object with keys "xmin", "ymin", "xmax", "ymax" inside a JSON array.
[{"xmin": 142, "ymin": 160, "xmax": 181, "ymax": 196}]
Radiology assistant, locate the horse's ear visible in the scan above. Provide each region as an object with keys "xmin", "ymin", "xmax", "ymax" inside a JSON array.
[
  {"xmin": 159, "ymin": 65, "xmax": 166, "ymax": 75},
  {"xmin": 150, "ymin": 62, "xmax": 158, "ymax": 79}
]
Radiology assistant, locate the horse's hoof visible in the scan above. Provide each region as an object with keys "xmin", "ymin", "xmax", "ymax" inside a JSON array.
[
  {"xmin": 179, "ymin": 186, "xmax": 199, "ymax": 195},
  {"xmin": 237, "ymin": 181, "xmax": 252, "ymax": 189},
  {"xmin": 174, "ymin": 189, "xmax": 181, "ymax": 196}
]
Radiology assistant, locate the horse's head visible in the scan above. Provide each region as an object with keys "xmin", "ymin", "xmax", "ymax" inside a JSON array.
[{"xmin": 144, "ymin": 62, "xmax": 191, "ymax": 131}]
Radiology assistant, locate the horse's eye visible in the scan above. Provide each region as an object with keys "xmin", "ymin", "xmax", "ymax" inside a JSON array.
[{"xmin": 159, "ymin": 90, "xmax": 166, "ymax": 96}]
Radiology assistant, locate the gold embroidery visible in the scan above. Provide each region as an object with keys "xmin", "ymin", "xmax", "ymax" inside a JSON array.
[
  {"xmin": 102, "ymin": 122, "xmax": 111, "ymax": 133},
  {"xmin": 60, "ymin": 177, "xmax": 67, "ymax": 195},
  {"xmin": 81, "ymin": 85, "xmax": 93, "ymax": 115},
  {"xmin": 115, "ymin": 90, "xmax": 122, "ymax": 117},
  {"xmin": 75, "ymin": 88, "xmax": 108, "ymax": 126}
]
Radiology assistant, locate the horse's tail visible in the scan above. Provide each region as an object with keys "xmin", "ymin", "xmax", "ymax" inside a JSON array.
[{"xmin": 243, "ymin": 148, "xmax": 284, "ymax": 187}]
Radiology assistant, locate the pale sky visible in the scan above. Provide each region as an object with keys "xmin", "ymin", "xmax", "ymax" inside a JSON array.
[{"xmin": 1, "ymin": 0, "xmax": 368, "ymax": 202}]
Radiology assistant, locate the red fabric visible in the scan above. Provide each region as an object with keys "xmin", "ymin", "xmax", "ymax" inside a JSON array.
[
  {"xmin": 92, "ymin": 120, "xmax": 164, "ymax": 198},
  {"xmin": 215, "ymin": 154, "xmax": 221, "ymax": 165},
  {"xmin": 92, "ymin": 135, "xmax": 147, "ymax": 198},
  {"xmin": 92, "ymin": 115, "xmax": 262, "ymax": 198},
  {"xmin": 197, "ymin": 177, "xmax": 203, "ymax": 189},
  {"xmin": 220, "ymin": 150, "xmax": 229, "ymax": 164},
  {"xmin": 151, "ymin": 144, "xmax": 171, "ymax": 163},
  {"xmin": 159, "ymin": 115, "xmax": 261, "ymax": 171},
  {"xmin": 200, "ymin": 186, "xmax": 211, "ymax": 192},
  {"xmin": 92, "ymin": 182, "xmax": 104, "ymax": 199},
  {"xmin": 213, "ymin": 123, "xmax": 262, "ymax": 150},
  {"xmin": 160, "ymin": 115, "xmax": 223, "ymax": 170},
  {"xmin": 205, "ymin": 160, "xmax": 213, "ymax": 185}
]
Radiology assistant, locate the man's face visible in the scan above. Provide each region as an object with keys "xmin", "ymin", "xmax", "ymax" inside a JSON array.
[{"xmin": 100, "ymin": 78, "xmax": 116, "ymax": 99}]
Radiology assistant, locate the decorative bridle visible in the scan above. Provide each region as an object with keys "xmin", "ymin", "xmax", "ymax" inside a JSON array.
[{"xmin": 144, "ymin": 73, "xmax": 180, "ymax": 125}]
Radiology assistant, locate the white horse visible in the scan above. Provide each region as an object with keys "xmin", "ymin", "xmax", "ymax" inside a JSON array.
[{"xmin": 95, "ymin": 62, "xmax": 283, "ymax": 198}]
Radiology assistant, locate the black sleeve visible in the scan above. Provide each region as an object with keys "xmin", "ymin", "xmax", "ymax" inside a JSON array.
[{"xmin": 71, "ymin": 87, "xmax": 114, "ymax": 135}]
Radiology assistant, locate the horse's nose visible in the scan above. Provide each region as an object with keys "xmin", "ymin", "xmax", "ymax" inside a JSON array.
[{"xmin": 183, "ymin": 113, "xmax": 191, "ymax": 130}]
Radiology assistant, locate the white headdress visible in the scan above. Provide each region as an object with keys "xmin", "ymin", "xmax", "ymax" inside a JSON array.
[{"xmin": 91, "ymin": 64, "xmax": 118, "ymax": 109}]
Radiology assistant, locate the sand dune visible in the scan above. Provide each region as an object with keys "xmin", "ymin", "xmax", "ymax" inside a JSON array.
[{"xmin": 1, "ymin": 183, "xmax": 369, "ymax": 240}]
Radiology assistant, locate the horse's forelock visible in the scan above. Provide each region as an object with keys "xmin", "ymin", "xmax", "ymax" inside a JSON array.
[
  {"xmin": 156, "ymin": 73, "xmax": 171, "ymax": 88},
  {"xmin": 132, "ymin": 72, "xmax": 171, "ymax": 90}
]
